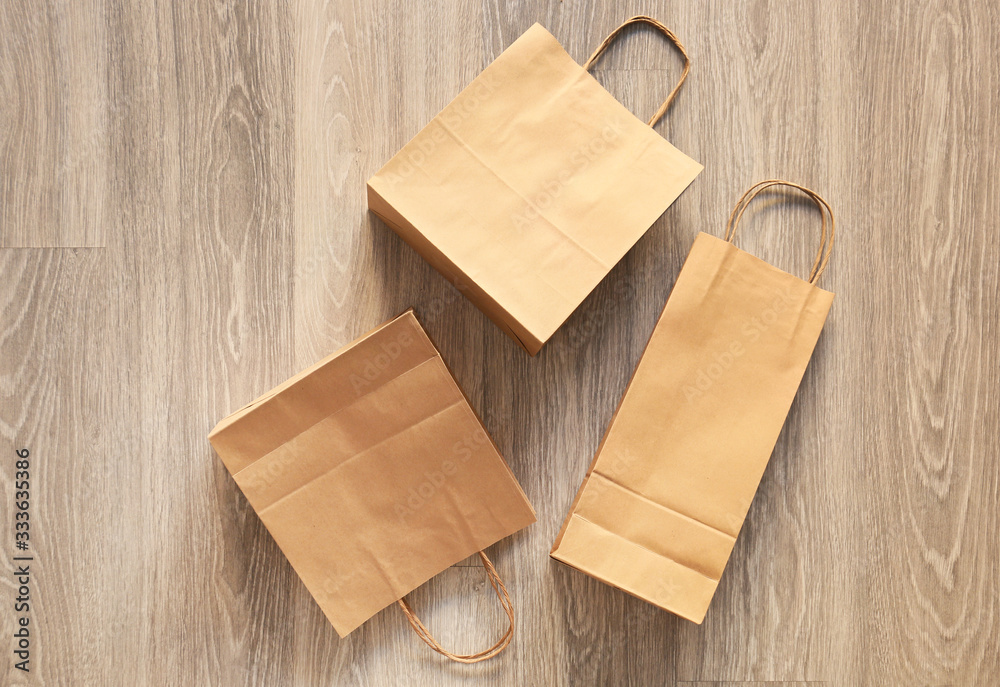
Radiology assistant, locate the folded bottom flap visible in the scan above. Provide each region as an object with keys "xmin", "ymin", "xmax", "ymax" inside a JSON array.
[{"xmin": 551, "ymin": 513, "xmax": 719, "ymax": 624}]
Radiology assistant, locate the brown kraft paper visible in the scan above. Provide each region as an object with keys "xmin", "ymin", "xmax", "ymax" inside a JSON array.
[
  {"xmin": 210, "ymin": 309, "xmax": 536, "ymax": 644},
  {"xmin": 368, "ymin": 17, "xmax": 702, "ymax": 355},
  {"xmin": 551, "ymin": 180, "xmax": 836, "ymax": 623}
]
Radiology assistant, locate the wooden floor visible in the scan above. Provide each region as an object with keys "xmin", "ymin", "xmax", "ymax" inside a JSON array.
[{"xmin": 2, "ymin": 1, "xmax": 999, "ymax": 684}]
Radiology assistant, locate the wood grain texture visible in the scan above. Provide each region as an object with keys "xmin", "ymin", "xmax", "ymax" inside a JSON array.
[
  {"xmin": 0, "ymin": 1, "xmax": 108, "ymax": 247},
  {"xmin": 1, "ymin": 0, "xmax": 998, "ymax": 685}
]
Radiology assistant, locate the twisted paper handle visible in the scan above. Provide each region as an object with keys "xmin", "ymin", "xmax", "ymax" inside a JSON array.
[
  {"xmin": 397, "ymin": 551, "xmax": 514, "ymax": 663},
  {"xmin": 583, "ymin": 15, "xmax": 691, "ymax": 127},
  {"xmin": 725, "ymin": 179, "xmax": 836, "ymax": 285}
]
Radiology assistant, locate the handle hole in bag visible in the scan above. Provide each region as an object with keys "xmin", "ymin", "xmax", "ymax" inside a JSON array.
[{"xmin": 583, "ymin": 15, "xmax": 691, "ymax": 128}]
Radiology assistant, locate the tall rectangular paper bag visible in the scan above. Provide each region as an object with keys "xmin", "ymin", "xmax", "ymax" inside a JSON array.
[{"xmin": 551, "ymin": 223, "xmax": 834, "ymax": 623}]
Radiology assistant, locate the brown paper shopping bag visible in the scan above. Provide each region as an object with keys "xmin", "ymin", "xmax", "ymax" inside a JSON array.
[
  {"xmin": 551, "ymin": 180, "xmax": 836, "ymax": 623},
  {"xmin": 368, "ymin": 16, "xmax": 703, "ymax": 355},
  {"xmin": 209, "ymin": 309, "xmax": 535, "ymax": 662}
]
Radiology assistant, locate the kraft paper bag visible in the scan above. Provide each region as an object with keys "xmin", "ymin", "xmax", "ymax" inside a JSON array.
[
  {"xmin": 209, "ymin": 309, "xmax": 535, "ymax": 661},
  {"xmin": 368, "ymin": 16, "xmax": 703, "ymax": 355},
  {"xmin": 551, "ymin": 180, "xmax": 836, "ymax": 624}
]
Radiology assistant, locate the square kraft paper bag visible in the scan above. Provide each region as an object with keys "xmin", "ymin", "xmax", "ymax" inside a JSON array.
[
  {"xmin": 368, "ymin": 20, "xmax": 702, "ymax": 355},
  {"xmin": 209, "ymin": 310, "xmax": 536, "ymax": 637}
]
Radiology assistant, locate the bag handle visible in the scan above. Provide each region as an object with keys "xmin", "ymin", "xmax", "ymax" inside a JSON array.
[
  {"xmin": 396, "ymin": 551, "xmax": 514, "ymax": 663},
  {"xmin": 583, "ymin": 15, "xmax": 690, "ymax": 128},
  {"xmin": 724, "ymin": 179, "xmax": 836, "ymax": 285}
]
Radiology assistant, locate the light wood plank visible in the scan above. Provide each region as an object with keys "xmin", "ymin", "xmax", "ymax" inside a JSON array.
[
  {"xmin": 0, "ymin": 1, "xmax": 108, "ymax": 247},
  {"xmin": 0, "ymin": 249, "xmax": 132, "ymax": 684},
  {"xmin": 1, "ymin": 1, "xmax": 998, "ymax": 685}
]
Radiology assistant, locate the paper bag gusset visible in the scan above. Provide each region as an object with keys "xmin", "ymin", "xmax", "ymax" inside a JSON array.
[
  {"xmin": 368, "ymin": 16, "xmax": 702, "ymax": 355},
  {"xmin": 551, "ymin": 180, "xmax": 836, "ymax": 623},
  {"xmin": 210, "ymin": 310, "xmax": 535, "ymax": 662}
]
